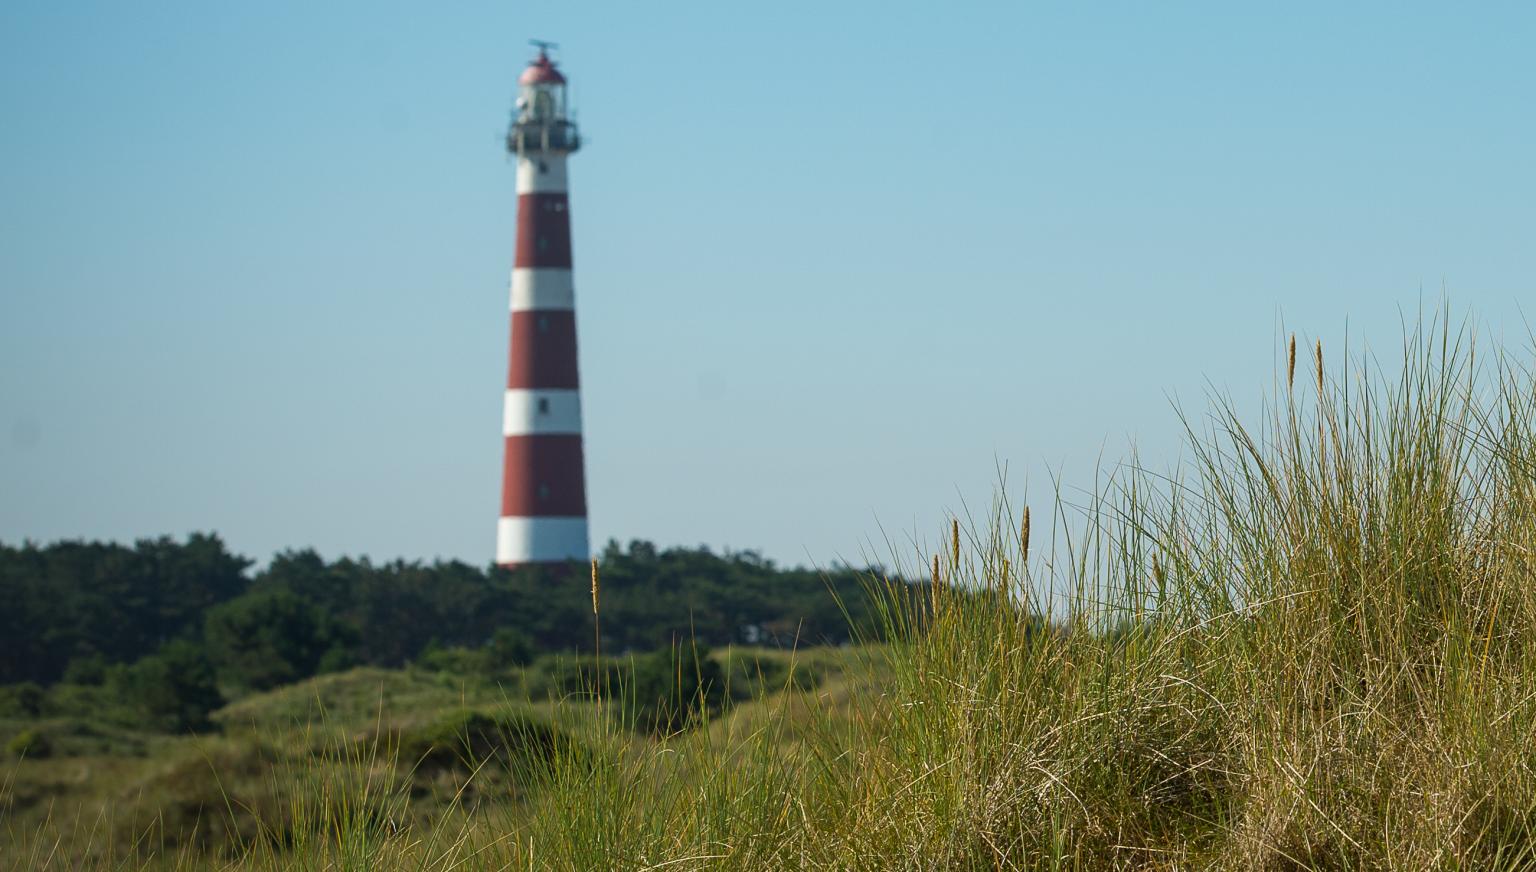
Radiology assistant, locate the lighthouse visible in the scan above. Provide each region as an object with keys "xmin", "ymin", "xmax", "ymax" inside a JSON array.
[{"xmin": 497, "ymin": 43, "xmax": 589, "ymax": 567}]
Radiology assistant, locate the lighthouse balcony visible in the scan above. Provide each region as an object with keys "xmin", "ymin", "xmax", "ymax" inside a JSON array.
[{"xmin": 507, "ymin": 121, "xmax": 581, "ymax": 155}]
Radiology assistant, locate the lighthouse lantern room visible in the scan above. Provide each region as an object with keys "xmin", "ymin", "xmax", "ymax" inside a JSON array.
[{"xmin": 508, "ymin": 43, "xmax": 580, "ymax": 155}]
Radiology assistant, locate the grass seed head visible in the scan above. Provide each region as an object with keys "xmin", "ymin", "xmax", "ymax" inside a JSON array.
[
  {"xmin": 1020, "ymin": 506, "xmax": 1031, "ymax": 566},
  {"xmin": 590, "ymin": 558, "xmax": 600, "ymax": 615},
  {"xmin": 930, "ymin": 553, "xmax": 942, "ymax": 614},
  {"xmin": 1315, "ymin": 339, "xmax": 1324, "ymax": 397},
  {"xmin": 1288, "ymin": 333, "xmax": 1297, "ymax": 390}
]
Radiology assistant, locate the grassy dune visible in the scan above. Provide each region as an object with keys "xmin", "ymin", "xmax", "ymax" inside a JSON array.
[
  {"xmin": 9, "ymin": 318, "xmax": 1536, "ymax": 869},
  {"xmin": 1, "ymin": 648, "xmax": 860, "ymax": 870}
]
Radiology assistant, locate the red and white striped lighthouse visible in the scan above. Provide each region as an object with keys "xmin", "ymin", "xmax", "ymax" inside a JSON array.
[{"xmin": 496, "ymin": 43, "xmax": 589, "ymax": 567}]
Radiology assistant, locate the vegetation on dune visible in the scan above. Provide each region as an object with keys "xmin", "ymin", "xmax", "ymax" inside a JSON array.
[
  {"xmin": 0, "ymin": 538, "xmax": 888, "ymax": 738},
  {"xmin": 0, "ymin": 646, "xmax": 850, "ymax": 870},
  {"xmin": 8, "ymin": 315, "xmax": 1536, "ymax": 869}
]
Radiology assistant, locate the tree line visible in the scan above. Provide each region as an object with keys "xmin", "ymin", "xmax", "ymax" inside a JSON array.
[{"xmin": 0, "ymin": 534, "xmax": 891, "ymax": 728}]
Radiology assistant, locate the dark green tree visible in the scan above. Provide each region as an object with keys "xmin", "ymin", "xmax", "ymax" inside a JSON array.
[
  {"xmin": 0, "ymin": 534, "xmax": 250, "ymax": 684},
  {"xmin": 204, "ymin": 589, "xmax": 345, "ymax": 692},
  {"xmin": 111, "ymin": 640, "xmax": 224, "ymax": 732},
  {"xmin": 488, "ymin": 627, "xmax": 535, "ymax": 670}
]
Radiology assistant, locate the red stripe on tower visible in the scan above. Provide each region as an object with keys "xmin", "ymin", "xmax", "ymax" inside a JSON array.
[
  {"xmin": 507, "ymin": 311, "xmax": 580, "ymax": 389},
  {"xmin": 496, "ymin": 43, "xmax": 589, "ymax": 567},
  {"xmin": 501, "ymin": 436, "xmax": 587, "ymax": 516},
  {"xmin": 515, "ymin": 195, "xmax": 574, "ymax": 268}
]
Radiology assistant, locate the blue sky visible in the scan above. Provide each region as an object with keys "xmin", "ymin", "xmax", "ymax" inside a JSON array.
[{"xmin": 3, "ymin": 2, "xmax": 1533, "ymax": 568}]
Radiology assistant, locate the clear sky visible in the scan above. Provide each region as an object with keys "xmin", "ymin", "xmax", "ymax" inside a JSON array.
[{"xmin": 3, "ymin": 2, "xmax": 1533, "ymax": 569}]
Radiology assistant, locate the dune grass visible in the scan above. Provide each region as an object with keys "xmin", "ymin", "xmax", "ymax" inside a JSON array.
[{"xmin": 9, "ymin": 315, "xmax": 1536, "ymax": 869}]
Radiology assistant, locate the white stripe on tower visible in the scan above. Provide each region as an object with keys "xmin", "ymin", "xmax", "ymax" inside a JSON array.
[
  {"xmin": 503, "ymin": 388, "xmax": 582, "ymax": 435},
  {"xmin": 509, "ymin": 268, "xmax": 575, "ymax": 311},
  {"xmin": 496, "ymin": 517, "xmax": 591, "ymax": 565},
  {"xmin": 516, "ymin": 156, "xmax": 568, "ymax": 193}
]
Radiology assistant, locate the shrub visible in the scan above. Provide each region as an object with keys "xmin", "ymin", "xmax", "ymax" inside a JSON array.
[
  {"xmin": 415, "ymin": 644, "xmax": 490, "ymax": 676},
  {"xmin": 109, "ymin": 640, "xmax": 224, "ymax": 732},
  {"xmin": 6, "ymin": 728, "xmax": 50, "ymax": 759},
  {"xmin": 627, "ymin": 643, "xmax": 728, "ymax": 734},
  {"xmin": 400, "ymin": 709, "xmax": 579, "ymax": 777},
  {"xmin": 0, "ymin": 681, "xmax": 45, "ymax": 718},
  {"xmin": 488, "ymin": 627, "xmax": 534, "ymax": 670},
  {"xmin": 522, "ymin": 653, "xmax": 627, "ymax": 700},
  {"xmin": 205, "ymin": 588, "xmax": 349, "ymax": 692},
  {"xmin": 315, "ymin": 644, "xmax": 357, "ymax": 675}
]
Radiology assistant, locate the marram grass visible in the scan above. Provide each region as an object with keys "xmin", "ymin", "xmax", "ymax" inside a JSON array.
[{"xmin": 9, "ymin": 316, "xmax": 1536, "ymax": 870}]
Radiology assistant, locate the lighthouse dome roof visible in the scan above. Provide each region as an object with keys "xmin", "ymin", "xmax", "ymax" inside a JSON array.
[{"xmin": 519, "ymin": 53, "xmax": 566, "ymax": 86}]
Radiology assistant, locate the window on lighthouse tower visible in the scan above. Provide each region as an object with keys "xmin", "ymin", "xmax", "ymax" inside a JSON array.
[
  {"xmin": 531, "ymin": 89, "xmax": 553, "ymax": 120},
  {"xmin": 520, "ymin": 83, "xmax": 560, "ymax": 124}
]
